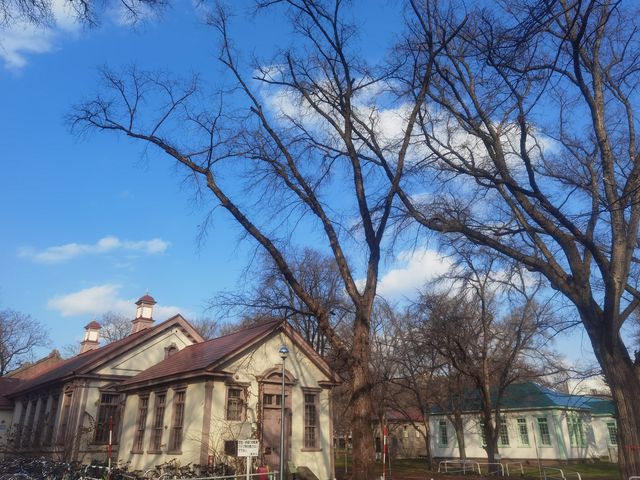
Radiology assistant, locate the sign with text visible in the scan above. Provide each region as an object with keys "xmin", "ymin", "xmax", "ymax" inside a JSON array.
[{"xmin": 237, "ymin": 439, "xmax": 260, "ymax": 457}]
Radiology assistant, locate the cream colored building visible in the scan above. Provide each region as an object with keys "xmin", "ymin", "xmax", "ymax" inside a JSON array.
[
  {"xmin": 117, "ymin": 320, "xmax": 340, "ymax": 480},
  {"xmin": 2, "ymin": 295, "xmax": 202, "ymax": 462},
  {"xmin": 1, "ymin": 296, "xmax": 340, "ymax": 480}
]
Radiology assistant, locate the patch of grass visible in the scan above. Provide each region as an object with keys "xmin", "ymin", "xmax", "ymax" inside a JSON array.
[{"xmin": 334, "ymin": 451, "xmax": 620, "ymax": 480}]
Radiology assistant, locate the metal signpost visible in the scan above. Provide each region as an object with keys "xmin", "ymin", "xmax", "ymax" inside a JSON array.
[{"xmin": 238, "ymin": 439, "xmax": 260, "ymax": 480}]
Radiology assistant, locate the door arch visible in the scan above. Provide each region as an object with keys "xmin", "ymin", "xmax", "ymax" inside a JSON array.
[{"xmin": 259, "ymin": 368, "xmax": 296, "ymax": 474}]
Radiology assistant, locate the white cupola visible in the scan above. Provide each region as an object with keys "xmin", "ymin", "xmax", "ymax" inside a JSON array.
[
  {"xmin": 79, "ymin": 320, "xmax": 101, "ymax": 354},
  {"xmin": 131, "ymin": 293, "xmax": 156, "ymax": 333}
]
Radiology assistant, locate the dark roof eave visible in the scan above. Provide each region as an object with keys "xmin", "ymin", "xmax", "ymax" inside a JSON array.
[
  {"xmin": 431, "ymin": 404, "xmax": 598, "ymax": 416},
  {"xmin": 318, "ymin": 380, "xmax": 340, "ymax": 388},
  {"xmin": 117, "ymin": 370, "xmax": 226, "ymax": 392}
]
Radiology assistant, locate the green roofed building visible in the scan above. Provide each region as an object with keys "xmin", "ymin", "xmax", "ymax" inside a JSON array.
[{"xmin": 430, "ymin": 382, "xmax": 618, "ymax": 464}]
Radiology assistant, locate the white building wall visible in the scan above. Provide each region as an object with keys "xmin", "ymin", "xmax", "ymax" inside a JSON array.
[{"xmin": 430, "ymin": 409, "xmax": 617, "ymax": 463}]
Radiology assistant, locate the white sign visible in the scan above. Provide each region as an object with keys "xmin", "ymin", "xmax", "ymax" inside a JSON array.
[{"xmin": 237, "ymin": 439, "xmax": 260, "ymax": 457}]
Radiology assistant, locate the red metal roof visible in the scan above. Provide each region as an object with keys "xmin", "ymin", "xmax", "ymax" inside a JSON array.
[
  {"xmin": 9, "ymin": 315, "xmax": 200, "ymax": 397},
  {"xmin": 136, "ymin": 294, "xmax": 156, "ymax": 305},
  {"xmin": 121, "ymin": 320, "xmax": 282, "ymax": 388},
  {"xmin": 84, "ymin": 320, "xmax": 101, "ymax": 329},
  {"xmin": 385, "ymin": 408, "xmax": 425, "ymax": 423}
]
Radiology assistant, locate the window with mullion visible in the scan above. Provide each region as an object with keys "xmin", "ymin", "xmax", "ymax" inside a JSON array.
[
  {"xmin": 95, "ymin": 393, "xmax": 120, "ymax": 444},
  {"xmin": 168, "ymin": 390, "xmax": 186, "ymax": 452},
  {"xmin": 304, "ymin": 393, "xmax": 319, "ymax": 448},
  {"xmin": 57, "ymin": 392, "xmax": 73, "ymax": 445},
  {"xmin": 226, "ymin": 388, "xmax": 244, "ymax": 421},
  {"xmin": 150, "ymin": 392, "xmax": 166, "ymax": 452},
  {"xmin": 498, "ymin": 418, "xmax": 510, "ymax": 446},
  {"xmin": 438, "ymin": 419, "xmax": 448, "ymax": 446},
  {"xmin": 606, "ymin": 421, "xmax": 618, "ymax": 446},
  {"xmin": 132, "ymin": 396, "xmax": 149, "ymax": 453},
  {"xmin": 517, "ymin": 418, "xmax": 530, "ymax": 446},
  {"xmin": 536, "ymin": 417, "xmax": 552, "ymax": 446},
  {"xmin": 567, "ymin": 415, "xmax": 586, "ymax": 447}
]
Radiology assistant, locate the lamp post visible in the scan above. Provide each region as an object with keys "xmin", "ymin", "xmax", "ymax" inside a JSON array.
[{"xmin": 279, "ymin": 345, "xmax": 289, "ymax": 480}]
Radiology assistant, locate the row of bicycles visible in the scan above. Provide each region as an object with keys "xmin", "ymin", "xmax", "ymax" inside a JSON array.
[{"xmin": 0, "ymin": 457, "xmax": 236, "ymax": 480}]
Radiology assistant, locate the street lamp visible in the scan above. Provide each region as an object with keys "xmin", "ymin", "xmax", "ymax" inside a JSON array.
[{"xmin": 279, "ymin": 345, "xmax": 289, "ymax": 480}]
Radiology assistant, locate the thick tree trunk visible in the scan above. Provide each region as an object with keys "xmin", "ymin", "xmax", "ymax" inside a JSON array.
[
  {"xmin": 350, "ymin": 315, "xmax": 375, "ymax": 480},
  {"xmin": 422, "ymin": 417, "xmax": 433, "ymax": 470},
  {"xmin": 584, "ymin": 312, "xmax": 640, "ymax": 480},
  {"xmin": 453, "ymin": 411, "xmax": 467, "ymax": 460},
  {"xmin": 480, "ymin": 388, "xmax": 498, "ymax": 467}
]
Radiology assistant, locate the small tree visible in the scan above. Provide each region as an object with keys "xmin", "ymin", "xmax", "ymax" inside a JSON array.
[
  {"xmin": 412, "ymin": 249, "xmax": 557, "ymax": 466},
  {"xmin": 98, "ymin": 311, "xmax": 131, "ymax": 343},
  {"xmin": 214, "ymin": 249, "xmax": 351, "ymax": 355}
]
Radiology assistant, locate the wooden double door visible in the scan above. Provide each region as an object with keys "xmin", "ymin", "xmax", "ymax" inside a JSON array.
[{"xmin": 260, "ymin": 376, "xmax": 292, "ymax": 475}]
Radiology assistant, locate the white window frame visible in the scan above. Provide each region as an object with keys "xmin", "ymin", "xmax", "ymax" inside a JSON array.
[
  {"xmin": 438, "ymin": 419, "xmax": 448, "ymax": 447},
  {"xmin": 498, "ymin": 417, "xmax": 510, "ymax": 447},
  {"xmin": 516, "ymin": 417, "xmax": 530, "ymax": 447},
  {"xmin": 536, "ymin": 416, "xmax": 552, "ymax": 446}
]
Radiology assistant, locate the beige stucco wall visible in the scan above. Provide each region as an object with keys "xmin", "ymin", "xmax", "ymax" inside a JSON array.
[
  {"xmin": 119, "ymin": 381, "xmax": 208, "ymax": 471},
  {"xmin": 96, "ymin": 327, "xmax": 195, "ymax": 377},
  {"xmin": 219, "ymin": 331, "xmax": 334, "ymax": 480},
  {"xmin": 6, "ymin": 324, "xmax": 198, "ymax": 464},
  {"xmin": 118, "ymin": 331, "xmax": 335, "ymax": 480}
]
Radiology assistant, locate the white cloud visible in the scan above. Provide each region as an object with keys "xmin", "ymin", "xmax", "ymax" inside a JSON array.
[
  {"xmin": 377, "ymin": 248, "xmax": 452, "ymax": 299},
  {"xmin": 18, "ymin": 235, "xmax": 171, "ymax": 263},
  {"xmin": 48, "ymin": 283, "xmax": 186, "ymax": 318},
  {"xmin": 0, "ymin": 0, "xmax": 79, "ymax": 70}
]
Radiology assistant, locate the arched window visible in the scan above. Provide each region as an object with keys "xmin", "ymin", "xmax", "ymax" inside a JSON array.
[{"xmin": 164, "ymin": 343, "xmax": 179, "ymax": 359}]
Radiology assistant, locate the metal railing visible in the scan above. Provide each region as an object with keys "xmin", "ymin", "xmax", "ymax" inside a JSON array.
[
  {"xmin": 437, "ymin": 459, "xmax": 481, "ymax": 474},
  {"xmin": 505, "ymin": 462, "xmax": 524, "ymax": 476},
  {"xmin": 543, "ymin": 467, "xmax": 582, "ymax": 480},
  {"xmin": 474, "ymin": 462, "xmax": 505, "ymax": 476}
]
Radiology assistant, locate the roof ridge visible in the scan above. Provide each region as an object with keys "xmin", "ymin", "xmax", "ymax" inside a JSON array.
[{"xmin": 202, "ymin": 318, "xmax": 282, "ymax": 343}]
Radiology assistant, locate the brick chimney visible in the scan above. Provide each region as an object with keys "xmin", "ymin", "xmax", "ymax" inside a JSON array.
[
  {"xmin": 131, "ymin": 293, "xmax": 156, "ymax": 333},
  {"xmin": 80, "ymin": 320, "xmax": 101, "ymax": 354}
]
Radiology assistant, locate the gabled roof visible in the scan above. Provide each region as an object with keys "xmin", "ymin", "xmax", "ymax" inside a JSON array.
[
  {"xmin": 8, "ymin": 314, "xmax": 203, "ymax": 397},
  {"xmin": 431, "ymin": 382, "xmax": 615, "ymax": 416},
  {"xmin": 120, "ymin": 320, "xmax": 340, "ymax": 390}
]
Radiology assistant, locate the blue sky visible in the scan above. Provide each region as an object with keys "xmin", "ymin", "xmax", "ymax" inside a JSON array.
[{"xmin": 0, "ymin": 1, "xmax": 596, "ymax": 367}]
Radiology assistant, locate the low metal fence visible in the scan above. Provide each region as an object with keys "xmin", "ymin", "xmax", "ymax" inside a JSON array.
[
  {"xmin": 543, "ymin": 466, "xmax": 582, "ymax": 480},
  {"xmin": 505, "ymin": 461, "xmax": 524, "ymax": 476},
  {"xmin": 437, "ymin": 459, "xmax": 481, "ymax": 474}
]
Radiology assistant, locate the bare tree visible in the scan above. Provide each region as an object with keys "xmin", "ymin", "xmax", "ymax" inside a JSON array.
[
  {"xmin": 411, "ymin": 250, "xmax": 558, "ymax": 467},
  {"xmin": 190, "ymin": 316, "xmax": 221, "ymax": 340},
  {"xmin": 0, "ymin": 309, "xmax": 49, "ymax": 375},
  {"xmin": 0, "ymin": 0, "xmax": 164, "ymax": 28},
  {"xmin": 214, "ymin": 249, "xmax": 350, "ymax": 355},
  {"xmin": 98, "ymin": 311, "xmax": 131, "ymax": 343},
  {"xmin": 69, "ymin": 1, "xmax": 443, "ymax": 476},
  {"xmin": 384, "ymin": 1, "xmax": 640, "ymax": 476},
  {"xmin": 385, "ymin": 310, "xmax": 439, "ymax": 469}
]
